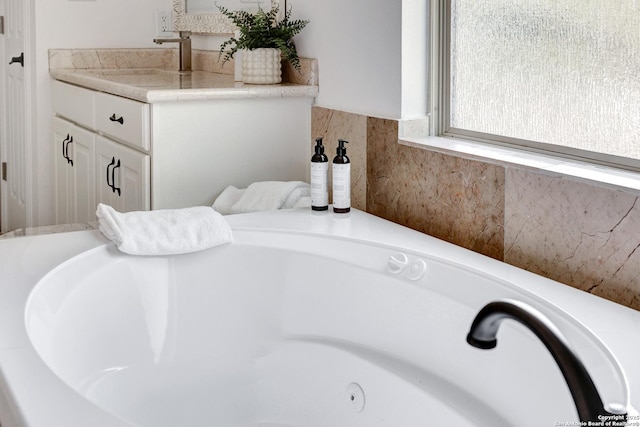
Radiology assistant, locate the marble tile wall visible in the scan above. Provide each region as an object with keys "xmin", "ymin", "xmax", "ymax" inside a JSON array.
[
  {"xmin": 49, "ymin": 49, "xmax": 176, "ymax": 70},
  {"xmin": 195, "ymin": 50, "xmax": 318, "ymax": 82},
  {"xmin": 505, "ymin": 169, "xmax": 640, "ymax": 309},
  {"xmin": 313, "ymin": 106, "xmax": 640, "ymax": 311},
  {"xmin": 367, "ymin": 117, "xmax": 505, "ymax": 260},
  {"xmin": 311, "ymin": 107, "xmax": 367, "ymax": 210},
  {"xmin": 48, "ymin": 48, "xmax": 236, "ymax": 74}
]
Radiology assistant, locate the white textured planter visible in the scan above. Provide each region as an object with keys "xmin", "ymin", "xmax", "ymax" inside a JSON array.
[{"xmin": 241, "ymin": 48, "xmax": 282, "ymax": 84}]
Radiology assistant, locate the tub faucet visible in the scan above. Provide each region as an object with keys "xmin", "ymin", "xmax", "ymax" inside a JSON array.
[
  {"xmin": 153, "ymin": 31, "xmax": 192, "ymax": 72},
  {"xmin": 466, "ymin": 300, "xmax": 627, "ymax": 424}
]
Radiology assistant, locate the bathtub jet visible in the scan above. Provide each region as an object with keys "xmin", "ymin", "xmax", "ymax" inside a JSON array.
[{"xmin": 467, "ymin": 299, "xmax": 628, "ymax": 424}]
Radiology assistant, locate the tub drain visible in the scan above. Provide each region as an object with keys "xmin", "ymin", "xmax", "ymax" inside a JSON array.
[{"xmin": 345, "ymin": 382, "xmax": 365, "ymax": 413}]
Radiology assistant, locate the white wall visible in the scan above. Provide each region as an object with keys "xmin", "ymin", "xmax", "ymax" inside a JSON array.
[
  {"xmin": 286, "ymin": 0, "xmax": 403, "ymax": 120},
  {"xmin": 401, "ymin": 0, "xmax": 428, "ymax": 120},
  {"xmin": 194, "ymin": 1, "xmax": 427, "ymax": 120},
  {"xmin": 32, "ymin": 0, "xmax": 172, "ymax": 226}
]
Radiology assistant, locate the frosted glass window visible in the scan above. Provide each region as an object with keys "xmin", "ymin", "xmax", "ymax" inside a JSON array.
[{"xmin": 449, "ymin": 0, "xmax": 640, "ymax": 162}]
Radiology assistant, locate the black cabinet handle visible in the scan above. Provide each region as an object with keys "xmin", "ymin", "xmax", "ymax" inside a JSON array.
[
  {"xmin": 106, "ymin": 157, "xmax": 113, "ymax": 188},
  {"xmin": 62, "ymin": 134, "xmax": 69, "ymax": 160},
  {"xmin": 106, "ymin": 156, "xmax": 121, "ymax": 196},
  {"xmin": 66, "ymin": 136, "xmax": 74, "ymax": 166},
  {"xmin": 109, "ymin": 114, "xmax": 124, "ymax": 125},
  {"xmin": 61, "ymin": 134, "xmax": 73, "ymax": 166},
  {"xmin": 112, "ymin": 159, "xmax": 121, "ymax": 196},
  {"xmin": 9, "ymin": 52, "xmax": 24, "ymax": 67}
]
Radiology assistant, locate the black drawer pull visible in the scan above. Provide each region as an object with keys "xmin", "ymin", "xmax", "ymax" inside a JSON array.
[{"xmin": 109, "ymin": 114, "xmax": 124, "ymax": 125}]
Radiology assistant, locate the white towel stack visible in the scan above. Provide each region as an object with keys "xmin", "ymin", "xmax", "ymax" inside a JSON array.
[
  {"xmin": 96, "ymin": 203, "xmax": 233, "ymax": 256},
  {"xmin": 213, "ymin": 181, "xmax": 311, "ymax": 215}
]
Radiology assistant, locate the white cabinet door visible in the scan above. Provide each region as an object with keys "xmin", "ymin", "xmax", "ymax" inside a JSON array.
[
  {"xmin": 95, "ymin": 136, "xmax": 150, "ymax": 213},
  {"xmin": 72, "ymin": 127, "xmax": 96, "ymax": 223},
  {"xmin": 95, "ymin": 139, "xmax": 119, "ymax": 209},
  {"xmin": 53, "ymin": 117, "xmax": 96, "ymax": 224},
  {"xmin": 117, "ymin": 141, "xmax": 150, "ymax": 212}
]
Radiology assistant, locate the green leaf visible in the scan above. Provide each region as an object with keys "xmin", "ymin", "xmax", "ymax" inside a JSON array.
[{"xmin": 217, "ymin": 3, "xmax": 309, "ymax": 71}]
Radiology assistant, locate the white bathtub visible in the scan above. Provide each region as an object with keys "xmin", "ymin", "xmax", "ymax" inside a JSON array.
[{"xmin": 1, "ymin": 208, "xmax": 639, "ymax": 427}]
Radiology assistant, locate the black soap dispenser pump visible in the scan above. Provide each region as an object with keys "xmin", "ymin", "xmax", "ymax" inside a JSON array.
[
  {"xmin": 332, "ymin": 139, "xmax": 350, "ymax": 213},
  {"xmin": 310, "ymin": 137, "xmax": 329, "ymax": 211}
]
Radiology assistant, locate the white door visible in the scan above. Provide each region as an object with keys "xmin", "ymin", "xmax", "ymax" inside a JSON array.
[
  {"xmin": 1, "ymin": 0, "xmax": 28, "ymax": 232},
  {"xmin": 0, "ymin": 0, "xmax": 5, "ymax": 231}
]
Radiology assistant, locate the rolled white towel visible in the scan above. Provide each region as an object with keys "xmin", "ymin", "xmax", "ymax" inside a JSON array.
[
  {"xmin": 214, "ymin": 181, "xmax": 310, "ymax": 215},
  {"xmin": 293, "ymin": 196, "xmax": 311, "ymax": 209},
  {"xmin": 96, "ymin": 203, "xmax": 233, "ymax": 256},
  {"xmin": 212, "ymin": 185, "xmax": 245, "ymax": 215},
  {"xmin": 283, "ymin": 185, "xmax": 311, "ymax": 209}
]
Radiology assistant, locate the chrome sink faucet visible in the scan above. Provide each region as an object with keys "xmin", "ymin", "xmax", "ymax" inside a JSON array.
[
  {"xmin": 153, "ymin": 31, "xmax": 192, "ymax": 72},
  {"xmin": 466, "ymin": 299, "xmax": 628, "ymax": 424}
]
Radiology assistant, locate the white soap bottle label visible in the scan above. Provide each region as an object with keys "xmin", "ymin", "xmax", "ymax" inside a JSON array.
[
  {"xmin": 332, "ymin": 163, "xmax": 351, "ymax": 209},
  {"xmin": 311, "ymin": 162, "xmax": 329, "ymax": 208}
]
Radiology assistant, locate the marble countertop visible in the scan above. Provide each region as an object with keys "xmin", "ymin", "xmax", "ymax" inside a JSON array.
[{"xmin": 50, "ymin": 68, "xmax": 319, "ymax": 103}]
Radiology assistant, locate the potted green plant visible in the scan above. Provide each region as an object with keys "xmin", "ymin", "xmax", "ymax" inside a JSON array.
[{"xmin": 217, "ymin": 4, "xmax": 309, "ymax": 84}]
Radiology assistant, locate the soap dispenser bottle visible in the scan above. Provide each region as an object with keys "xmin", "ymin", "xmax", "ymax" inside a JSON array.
[
  {"xmin": 310, "ymin": 137, "xmax": 329, "ymax": 211},
  {"xmin": 332, "ymin": 139, "xmax": 350, "ymax": 213}
]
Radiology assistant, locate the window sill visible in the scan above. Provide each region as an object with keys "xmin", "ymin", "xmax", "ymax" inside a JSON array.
[{"xmin": 399, "ymin": 134, "xmax": 640, "ymax": 194}]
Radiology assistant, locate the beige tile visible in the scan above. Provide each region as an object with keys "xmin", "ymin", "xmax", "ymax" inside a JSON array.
[
  {"xmin": 311, "ymin": 107, "xmax": 367, "ymax": 210},
  {"xmin": 282, "ymin": 58, "xmax": 318, "ymax": 85},
  {"xmin": 193, "ymin": 49, "xmax": 233, "ymax": 74},
  {"xmin": 49, "ymin": 49, "xmax": 175, "ymax": 70},
  {"xmin": 505, "ymin": 168, "xmax": 640, "ymax": 309},
  {"xmin": 367, "ymin": 117, "xmax": 505, "ymax": 260}
]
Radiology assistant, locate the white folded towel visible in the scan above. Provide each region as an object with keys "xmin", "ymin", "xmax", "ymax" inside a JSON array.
[
  {"xmin": 213, "ymin": 181, "xmax": 310, "ymax": 215},
  {"xmin": 96, "ymin": 203, "xmax": 233, "ymax": 255}
]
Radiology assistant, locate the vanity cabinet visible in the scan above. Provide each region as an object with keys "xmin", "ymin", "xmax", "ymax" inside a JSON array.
[
  {"xmin": 51, "ymin": 77, "xmax": 312, "ymax": 225},
  {"xmin": 52, "ymin": 80, "xmax": 150, "ymax": 224}
]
